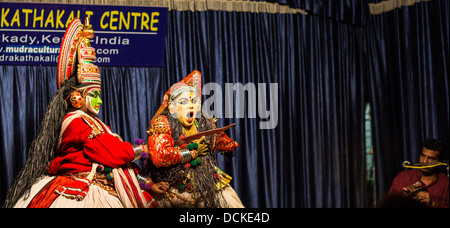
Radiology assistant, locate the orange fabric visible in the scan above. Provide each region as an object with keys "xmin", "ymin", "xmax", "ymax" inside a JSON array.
[
  {"xmin": 147, "ymin": 115, "xmax": 182, "ymax": 168},
  {"xmin": 27, "ymin": 176, "xmax": 74, "ymax": 208},
  {"xmin": 215, "ymin": 132, "xmax": 238, "ymax": 152}
]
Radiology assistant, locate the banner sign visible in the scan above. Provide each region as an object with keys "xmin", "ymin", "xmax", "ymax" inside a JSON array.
[{"xmin": 0, "ymin": 2, "xmax": 168, "ymax": 67}]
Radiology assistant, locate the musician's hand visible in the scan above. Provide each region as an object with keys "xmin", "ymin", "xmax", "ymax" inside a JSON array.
[
  {"xmin": 413, "ymin": 191, "xmax": 433, "ymax": 206},
  {"xmin": 151, "ymin": 182, "xmax": 170, "ymax": 194},
  {"xmin": 402, "ymin": 182, "xmax": 421, "ymax": 196}
]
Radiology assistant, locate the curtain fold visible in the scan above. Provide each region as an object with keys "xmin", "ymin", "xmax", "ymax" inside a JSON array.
[{"xmin": 0, "ymin": 65, "xmax": 56, "ymax": 201}]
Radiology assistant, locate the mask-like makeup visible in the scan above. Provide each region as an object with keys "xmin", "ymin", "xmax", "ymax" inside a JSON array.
[
  {"xmin": 170, "ymin": 91, "xmax": 200, "ymax": 128},
  {"xmin": 85, "ymin": 89, "xmax": 102, "ymax": 115}
]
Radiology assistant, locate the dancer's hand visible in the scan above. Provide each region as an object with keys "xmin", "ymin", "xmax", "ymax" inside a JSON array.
[
  {"xmin": 195, "ymin": 136, "xmax": 209, "ymax": 156},
  {"xmin": 151, "ymin": 182, "xmax": 170, "ymax": 194}
]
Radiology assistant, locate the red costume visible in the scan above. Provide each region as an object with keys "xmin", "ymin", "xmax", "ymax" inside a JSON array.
[
  {"xmin": 48, "ymin": 113, "xmax": 134, "ymax": 174},
  {"xmin": 148, "ymin": 115, "xmax": 237, "ymax": 168},
  {"xmin": 146, "ymin": 70, "xmax": 243, "ymax": 208},
  {"xmin": 25, "ymin": 110, "xmax": 153, "ymax": 208},
  {"xmin": 8, "ymin": 18, "xmax": 155, "ymax": 208}
]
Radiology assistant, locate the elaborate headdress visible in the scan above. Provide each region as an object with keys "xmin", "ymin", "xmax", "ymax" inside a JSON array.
[
  {"xmin": 57, "ymin": 17, "xmax": 101, "ymax": 109},
  {"xmin": 154, "ymin": 70, "xmax": 202, "ymax": 117}
]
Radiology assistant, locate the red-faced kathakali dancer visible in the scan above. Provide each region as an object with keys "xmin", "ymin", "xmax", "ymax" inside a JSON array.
[
  {"xmin": 3, "ymin": 18, "xmax": 164, "ymax": 208},
  {"xmin": 145, "ymin": 70, "xmax": 244, "ymax": 208}
]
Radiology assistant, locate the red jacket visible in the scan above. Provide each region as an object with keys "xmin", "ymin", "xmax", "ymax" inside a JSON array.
[
  {"xmin": 147, "ymin": 115, "xmax": 237, "ymax": 168},
  {"xmin": 47, "ymin": 113, "xmax": 134, "ymax": 175}
]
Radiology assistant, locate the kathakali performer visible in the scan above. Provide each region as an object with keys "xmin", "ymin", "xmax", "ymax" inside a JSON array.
[
  {"xmin": 144, "ymin": 70, "xmax": 244, "ymax": 208},
  {"xmin": 3, "ymin": 18, "xmax": 165, "ymax": 208}
]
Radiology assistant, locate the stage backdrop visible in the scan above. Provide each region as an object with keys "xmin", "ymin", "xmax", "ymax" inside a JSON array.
[
  {"xmin": 1, "ymin": 0, "xmax": 448, "ymax": 208},
  {"xmin": 366, "ymin": 0, "xmax": 449, "ymax": 197}
]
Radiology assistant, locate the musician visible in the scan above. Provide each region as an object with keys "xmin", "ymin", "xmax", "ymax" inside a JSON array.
[
  {"xmin": 389, "ymin": 139, "xmax": 449, "ymax": 208},
  {"xmin": 144, "ymin": 70, "xmax": 244, "ymax": 208}
]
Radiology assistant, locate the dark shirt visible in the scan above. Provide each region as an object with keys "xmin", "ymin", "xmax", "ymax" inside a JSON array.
[{"xmin": 389, "ymin": 169, "xmax": 449, "ymax": 208}]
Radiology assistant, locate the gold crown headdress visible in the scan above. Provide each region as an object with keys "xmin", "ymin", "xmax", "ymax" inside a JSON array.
[
  {"xmin": 57, "ymin": 17, "xmax": 101, "ymax": 89},
  {"xmin": 57, "ymin": 17, "xmax": 101, "ymax": 109}
]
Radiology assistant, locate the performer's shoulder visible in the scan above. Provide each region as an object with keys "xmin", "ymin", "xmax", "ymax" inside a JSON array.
[
  {"xmin": 63, "ymin": 112, "xmax": 97, "ymax": 132},
  {"xmin": 148, "ymin": 114, "xmax": 171, "ymax": 136},
  {"xmin": 151, "ymin": 114, "xmax": 170, "ymax": 124}
]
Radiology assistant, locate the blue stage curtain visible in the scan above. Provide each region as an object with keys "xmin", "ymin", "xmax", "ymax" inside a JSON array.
[
  {"xmin": 249, "ymin": 0, "xmax": 371, "ymax": 25},
  {"xmin": 201, "ymin": 11, "xmax": 367, "ymax": 208},
  {"xmin": 366, "ymin": 0, "xmax": 449, "ymax": 197},
  {"xmin": 0, "ymin": 65, "xmax": 56, "ymax": 204}
]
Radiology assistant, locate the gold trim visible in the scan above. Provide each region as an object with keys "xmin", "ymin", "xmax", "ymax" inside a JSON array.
[
  {"xmin": 3, "ymin": 0, "xmax": 308, "ymax": 15},
  {"xmin": 368, "ymin": 0, "xmax": 431, "ymax": 15}
]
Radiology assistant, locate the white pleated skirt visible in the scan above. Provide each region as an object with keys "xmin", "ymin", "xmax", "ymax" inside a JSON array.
[{"xmin": 13, "ymin": 175, "xmax": 124, "ymax": 208}]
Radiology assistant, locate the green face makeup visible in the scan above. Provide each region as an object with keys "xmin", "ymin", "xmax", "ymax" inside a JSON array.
[{"xmin": 88, "ymin": 89, "xmax": 102, "ymax": 112}]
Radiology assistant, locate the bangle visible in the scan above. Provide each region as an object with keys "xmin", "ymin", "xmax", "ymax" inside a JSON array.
[
  {"xmin": 137, "ymin": 173, "xmax": 153, "ymax": 191},
  {"xmin": 180, "ymin": 148, "xmax": 192, "ymax": 163},
  {"xmin": 133, "ymin": 144, "xmax": 143, "ymax": 159}
]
